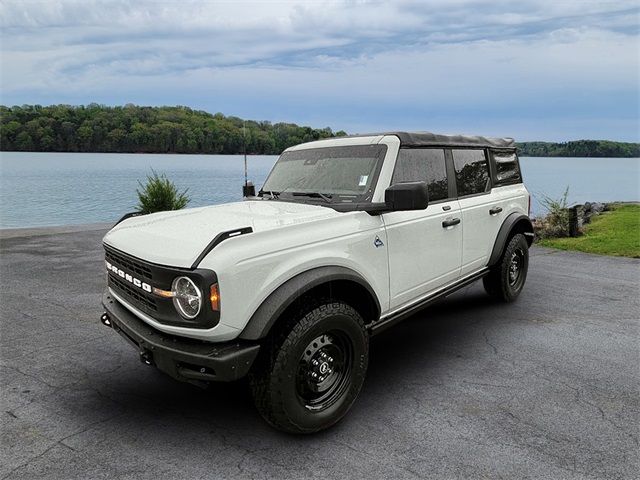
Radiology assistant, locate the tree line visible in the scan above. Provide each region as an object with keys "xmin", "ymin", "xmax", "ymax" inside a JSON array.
[
  {"xmin": 1, "ymin": 104, "xmax": 638, "ymax": 157},
  {"xmin": 0, "ymin": 104, "xmax": 346, "ymax": 154},
  {"xmin": 517, "ymin": 140, "xmax": 639, "ymax": 158}
]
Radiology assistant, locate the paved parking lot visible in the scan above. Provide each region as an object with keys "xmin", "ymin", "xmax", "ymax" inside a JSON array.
[{"xmin": 1, "ymin": 226, "xmax": 638, "ymax": 479}]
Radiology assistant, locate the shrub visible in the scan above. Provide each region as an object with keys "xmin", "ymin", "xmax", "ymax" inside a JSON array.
[
  {"xmin": 136, "ymin": 170, "xmax": 190, "ymax": 214},
  {"xmin": 535, "ymin": 186, "xmax": 570, "ymax": 239}
]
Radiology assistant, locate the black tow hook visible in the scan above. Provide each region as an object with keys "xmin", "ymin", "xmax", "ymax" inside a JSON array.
[
  {"xmin": 139, "ymin": 350, "xmax": 154, "ymax": 366},
  {"xmin": 100, "ymin": 312, "xmax": 112, "ymax": 328}
]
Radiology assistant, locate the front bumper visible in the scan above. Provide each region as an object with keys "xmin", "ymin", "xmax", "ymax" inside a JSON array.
[{"xmin": 102, "ymin": 290, "xmax": 260, "ymax": 384}]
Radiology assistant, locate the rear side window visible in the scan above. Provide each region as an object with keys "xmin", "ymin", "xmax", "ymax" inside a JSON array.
[
  {"xmin": 392, "ymin": 148, "xmax": 448, "ymax": 201},
  {"xmin": 452, "ymin": 149, "xmax": 490, "ymax": 197},
  {"xmin": 492, "ymin": 151, "xmax": 522, "ymax": 185}
]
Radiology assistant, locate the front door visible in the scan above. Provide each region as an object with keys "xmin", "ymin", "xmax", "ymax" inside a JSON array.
[{"xmin": 382, "ymin": 148, "xmax": 462, "ymax": 310}]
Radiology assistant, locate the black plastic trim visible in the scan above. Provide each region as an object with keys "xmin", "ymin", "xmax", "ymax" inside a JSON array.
[
  {"xmin": 114, "ymin": 211, "xmax": 144, "ymax": 227},
  {"xmin": 191, "ymin": 227, "xmax": 253, "ymax": 269},
  {"xmin": 488, "ymin": 213, "xmax": 534, "ymax": 266},
  {"xmin": 239, "ymin": 266, "xmax": 381, "ymax": 340},
  {"xmin": 444, "ymin": 148, "xmax": 457, "ymax": 199},
  {"xmin": 369, "ymin": 268, "xmax": 490, "ymax": 335},
  {"xmin": 102, "ymin": 290, "xmax": 260, "ymax": 384}
]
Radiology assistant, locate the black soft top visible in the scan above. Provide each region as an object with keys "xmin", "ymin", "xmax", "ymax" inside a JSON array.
[{"xmin": 348, "ymin": 131, "xmax": 515, "ymax": 149}]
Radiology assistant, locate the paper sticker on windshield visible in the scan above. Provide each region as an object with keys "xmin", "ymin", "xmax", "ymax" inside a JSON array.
[{"xmin": 358, "ymin": 175, "xmax": 368, "ymax": 187}]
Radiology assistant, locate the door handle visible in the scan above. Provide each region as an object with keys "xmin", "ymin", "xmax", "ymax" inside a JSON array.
[
  {"xmin": 442, "ymin": 218, "xmax": 461, "ymax": 228},
  {"xmin": 489, "ymin": 207, "xmax": 503, "ymax": 215}
]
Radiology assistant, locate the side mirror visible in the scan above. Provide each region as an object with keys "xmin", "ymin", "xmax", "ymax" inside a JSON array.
[{"xmin": 385, "ymin": 181, "xmax": 429, "ymax": 211}]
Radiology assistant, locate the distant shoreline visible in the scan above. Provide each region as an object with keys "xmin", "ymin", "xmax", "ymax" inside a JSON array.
[
  {"xmin": 2, "ymin": 104, "xmax": 639, "ymax": 158},
  {"xmin": 517, "ymin": 140, "xmax": 640, "ymax": 158},
  {"xmin": 2, "ymin": 151, "xmax": 639, "ymax": 159}
]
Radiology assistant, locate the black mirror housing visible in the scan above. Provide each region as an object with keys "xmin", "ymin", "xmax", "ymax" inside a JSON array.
[{"xmin": 385, "ymin": 182, "xmax": 429, "ymax": 211}]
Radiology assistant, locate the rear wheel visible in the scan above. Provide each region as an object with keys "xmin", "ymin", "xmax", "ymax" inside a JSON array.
[
  {"xmin": 483, "ymin": 233, "xmax": 529, "ymax": 302},
  {"xmin": 249, "ymin": 301, "xmax": 368, "ymax": 434}
]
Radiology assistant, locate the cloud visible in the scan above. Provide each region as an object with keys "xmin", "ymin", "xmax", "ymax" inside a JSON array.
[{"xmin": 1, "ymin": 0, "xmax": 638, "ymax": 140}]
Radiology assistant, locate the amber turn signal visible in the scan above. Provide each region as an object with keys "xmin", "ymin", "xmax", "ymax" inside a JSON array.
[
  {"xmin": 152, "ymin": 287, "xmax": 175, "ymax": 298},
  {"xmin": 210, "ymin": 283, "xmax": 220, "ymax": 311}
]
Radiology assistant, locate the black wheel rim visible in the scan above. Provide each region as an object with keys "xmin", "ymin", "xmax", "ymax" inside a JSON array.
[
  {"xmin": 508, "ymin": 247, "xmax": 525, "ymax": 287},
  {"xmin": 296, "ymin": 331, "xmax": 353, "ymax": 411}
]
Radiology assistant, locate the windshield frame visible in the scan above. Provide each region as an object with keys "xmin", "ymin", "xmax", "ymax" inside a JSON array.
[{"xmin": 259, "ymin": 144, "xmax": 388, "ymax": 205}]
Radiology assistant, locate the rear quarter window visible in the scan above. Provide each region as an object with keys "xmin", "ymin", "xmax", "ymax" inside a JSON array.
[{"xmin": 491, "ymin": 151, "xmax": 522, "ymax": 185}]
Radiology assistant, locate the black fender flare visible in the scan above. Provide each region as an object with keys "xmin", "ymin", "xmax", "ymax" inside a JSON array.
[
  {"xmin": 239, "ymin": 266, "xmax": 381, "ymax": 340},
  {"xmin": 488, "ymin": 213, "xmax": 534, "ymax": 267},
  {"xmin": 113, "ymin": 211, "xmax": 144, "ymax": 227}
]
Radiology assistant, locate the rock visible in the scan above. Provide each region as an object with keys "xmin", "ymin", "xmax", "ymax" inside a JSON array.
[{"xmin": 591, "ymin": 202, "xmax": 605, "ymax": 213}]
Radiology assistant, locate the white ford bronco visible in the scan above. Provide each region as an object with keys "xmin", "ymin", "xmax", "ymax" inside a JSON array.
[{"xmin": 101, "ymin": 132, "xmax": 533, "ymax": 433}]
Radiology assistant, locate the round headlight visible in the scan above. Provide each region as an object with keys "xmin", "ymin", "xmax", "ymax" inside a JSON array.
[{"xmin": 171, "ymin": 276, "xmax": 202, "ymax": 319}]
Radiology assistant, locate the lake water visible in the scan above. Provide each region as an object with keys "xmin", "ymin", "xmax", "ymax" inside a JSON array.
[{"xmin": 0, "ymin": 152, "xmax": 638, "ymax": 228}]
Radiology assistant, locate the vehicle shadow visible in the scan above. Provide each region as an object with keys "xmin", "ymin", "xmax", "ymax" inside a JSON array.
[
  {"xmin": 368, "ymin": 286, "xmax": 499, "ymax": 379},
  {"xmin": 89, "ymin": 285, "xmax": 502, "ymax": 438}
]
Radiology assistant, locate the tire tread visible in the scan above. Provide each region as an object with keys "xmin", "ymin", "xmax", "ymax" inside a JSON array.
[
  {"xmin": 249, "ymin": 300, "xmax": 367, "ymax": 434},
  {"xmin": 483, "ymin": 233, "xmax": 529, "ymax": 303}
]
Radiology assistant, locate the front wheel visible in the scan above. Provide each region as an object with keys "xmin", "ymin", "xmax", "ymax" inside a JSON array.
[
  {"xmin": 483, "ymin": 233, "xmax": 529, "ymax": 302},
  {"xmin": 249, "ymin": 301, "xmax": 368, "ymax": 434}
]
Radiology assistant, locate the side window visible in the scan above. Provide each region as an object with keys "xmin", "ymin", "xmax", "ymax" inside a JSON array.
[
  {"xmin": 452, "ymin": 149, "xmax": 490, "ymax": 197},
  {"xmin": 392, "ymin": 148, "xmax": 448, "ymax": 201},
  {"xmin": 492, "ymin": 151, "xmax": 522, "ymax": 185}
]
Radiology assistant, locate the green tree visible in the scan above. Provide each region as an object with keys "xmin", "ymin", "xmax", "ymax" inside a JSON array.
[
  {"xmin": 7, "ymin": 103, "xmax": 636, "ymax": 157},
  {"xmin": 14, "ymin": 131, "xmax": 34, "ymax": 150}
]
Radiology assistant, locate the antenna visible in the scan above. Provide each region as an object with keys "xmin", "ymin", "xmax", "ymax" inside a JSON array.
[
  {"xmin": 243, "ymin": 120, "xmax": 248, "ymax": 187},
  {"xmin": 242, "ymin": 120, "xmax": 255, "ymax": 197}
]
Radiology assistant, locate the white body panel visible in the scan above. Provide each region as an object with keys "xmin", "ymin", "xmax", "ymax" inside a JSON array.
[
  {"xmin": 458, "ymin": 184, "xmax": 528, "ymax": 275},
  {"xmin": 104, "ymin": 201, "xmax": 342, "ymax": 268},
  {"xmin": 200, "ymin": 211, "xmax": 388, "ymax": 340},
  {"xmin": 103, "ymin": 135, "xmax": 530, "ymax": 342},
  {"xmin": 383, "ymin": 200, "xmax": 462, "ymax": 309}
]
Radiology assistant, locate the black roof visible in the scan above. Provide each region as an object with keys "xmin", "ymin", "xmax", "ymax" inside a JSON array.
[{"xmin": 350, "ymin": 131, "xmax": 515, "ymax": 149}]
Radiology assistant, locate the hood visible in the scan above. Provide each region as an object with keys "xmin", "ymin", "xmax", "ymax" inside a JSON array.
[{"xmin": 103, "ymin": 200, "xmax": 340, "ymax": 267}]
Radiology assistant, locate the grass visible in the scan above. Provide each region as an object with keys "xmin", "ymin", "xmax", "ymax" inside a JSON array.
[{"xmin": 537, "ymin": 203, "xmax": 640, "ymax": 258}]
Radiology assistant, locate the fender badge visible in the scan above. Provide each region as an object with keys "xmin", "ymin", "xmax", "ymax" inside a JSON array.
[{"xmin": 374, "ymin": 236, "xmax": 384, "ymax": 248}]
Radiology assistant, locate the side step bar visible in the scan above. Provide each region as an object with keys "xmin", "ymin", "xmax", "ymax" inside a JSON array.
[{"xmin": 369, "ymin": 268, "xmax": 490, "ymax": 336}]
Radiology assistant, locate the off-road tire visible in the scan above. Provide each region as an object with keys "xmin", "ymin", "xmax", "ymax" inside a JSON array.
[
  {"xmin": 249, "ymin": 301, "xmax": 368, "ymax": 434},
  {"xmin": 483, "ymin": 233, "xmax": 529, "ymax": 302}
]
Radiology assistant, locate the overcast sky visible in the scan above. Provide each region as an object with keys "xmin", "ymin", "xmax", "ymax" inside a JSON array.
[{"xmin": 1, "ymin": 0, "xmax": 638, "ymax": 141}]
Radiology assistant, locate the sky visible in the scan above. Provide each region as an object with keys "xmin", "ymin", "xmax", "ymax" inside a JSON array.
[{"xmin": 1, "ymin": 0, "xmax": 639, "ymax": 142}]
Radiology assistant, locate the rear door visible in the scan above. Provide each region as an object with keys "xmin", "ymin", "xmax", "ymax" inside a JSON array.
[
  {"xmin": 383, "ymin": 148, "xmax": 462, "ymax": 310},
  {"xmin": 451, "ymin": 149, "xmax": 503, "ymax": 275}
]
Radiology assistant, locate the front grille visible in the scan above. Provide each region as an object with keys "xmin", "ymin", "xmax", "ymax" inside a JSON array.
[
  {"xmin": 105, "ymin": 248, "xmax": 153, "ymax": 280},
  {"xmin": 104, "ymin": 244, "xmax": 158, "ymax": 317},
  {"xmin": 108, "ymin": 274, "xmax": 158, "ymax": 314},
  {"xmin": 103, "ymin": 243, "xmax": 220, "ymax": 329}
]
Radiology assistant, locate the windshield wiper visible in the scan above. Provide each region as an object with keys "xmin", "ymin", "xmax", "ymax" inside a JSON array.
[
  {"xmin": 291, "ymin": 192, "xmax": 333, "ymax": 203},
  {"xmin": 258, "ymin": 189, "xmax": 280, "ymax": 199}
]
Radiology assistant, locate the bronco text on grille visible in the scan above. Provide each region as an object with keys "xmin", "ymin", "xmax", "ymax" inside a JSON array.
[{"xmin": 104, "ymin": 245, "xmax": 158, "ymax": 315}]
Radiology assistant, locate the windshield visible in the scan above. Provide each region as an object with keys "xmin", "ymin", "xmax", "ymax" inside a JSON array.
[{"xmin": 261, "ymin": 144, "xmax": 387, "ymax": 203}]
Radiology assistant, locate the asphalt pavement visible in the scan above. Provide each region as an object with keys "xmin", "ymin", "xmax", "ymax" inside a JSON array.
[{"xmin": 1, "ymin": 226, "xmax": 638, "ymax": 479}]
